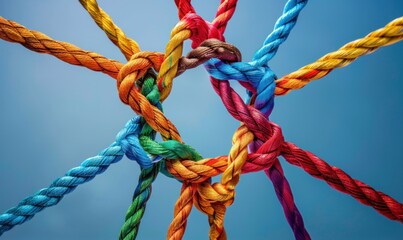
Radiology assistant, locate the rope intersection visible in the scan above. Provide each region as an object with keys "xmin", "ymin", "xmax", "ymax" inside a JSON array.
[{"xmin": 0, "ymin": 0, "xmax": 402, "ymax": 239}]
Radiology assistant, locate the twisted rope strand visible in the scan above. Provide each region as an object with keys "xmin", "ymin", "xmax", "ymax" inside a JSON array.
[
  {"xmin": 119, "ymin": 164, "xmax": 160, "ymax": 240},
  {"xmin": 79, "ymin": 0, "xmax": 141, "ymax": 60},
  {"xmin": 275, "ymin": 16, "xmax": 403, "ymax": 95},
  {"xmin": 211, "ymin": 0, "xmax": 238, "ymax": 33},
  {"xmin": 281, "ymin": 141, "xmax": 403, "ymax": 222},
  {"xmin": 251, "ymin": 0, "xmax": 308, "ymax": 67},
  {"xmin": 174, "ymin": 0, "xmax": 196, "ymax": 20},
  {"xmin": 200, "ymin": 0, "xmax": 308, "ymax": 116},
  {"xmin": 167, "ymin": 182, "xmax": 196, "ymax": 240},
  {"xmin": 266, "ymin": 161, "xmax": 311, "ymax": 240},
  {"xmin": 0, "ymin": 16, "xmax": 123, "ymax": 78},
  {"xmin": 157, "ymin": 19, "xmax": 193, "ymax": 100}
]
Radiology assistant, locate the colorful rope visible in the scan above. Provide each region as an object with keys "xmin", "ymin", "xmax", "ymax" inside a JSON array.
[
  {"xmin": 0, "ymin": 1, "xmax": 402, "ymax": 240},
  {"xmin": 170, "ymin": 2, "xmax": 309, "ymax": 239}
]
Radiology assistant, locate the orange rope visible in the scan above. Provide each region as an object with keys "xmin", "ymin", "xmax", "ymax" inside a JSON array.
[{"xmin": 0, "ymin": 16, "xmax": 122, "ymax": 79}]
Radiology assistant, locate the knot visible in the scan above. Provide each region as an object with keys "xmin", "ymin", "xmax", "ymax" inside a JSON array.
[
  {"xmin": 117, "ymin": 51, "xmax": 164, "ymax": 105},
  {"xmin": 243, "ymin": 121, "xmax": 284, "ymax": 172},
  {"xmin": 115, "ymin": 51, "xmax": 181, "ymax": 141},
  {"xmin": 116, "ymin": 117, "xmax": 154, "ymax": 169},
  {"xmin": 193, "ymin": 122, "xmax": 283, "ymax": 200},
  {"xmin": 204, "ymin": 55, "xmax": 277, "ymax": 117}
]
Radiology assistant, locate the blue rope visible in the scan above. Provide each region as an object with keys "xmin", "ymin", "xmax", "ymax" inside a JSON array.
[
  {"xmin": 0, "ymin": 116, "xmax": 151, "ymax": 235},
  {"xmin": 205, "ymin": 0, "xmax": 308, "ymax": 117},
  {"xmin": 251, "ymin": 0, "xmax": 308, "ymax": 67}
]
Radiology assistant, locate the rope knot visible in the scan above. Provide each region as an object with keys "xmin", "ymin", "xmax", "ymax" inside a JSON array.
[
  {"xmin": 117, "ymin": 51, "xmax": 164, "ymax": 105},
  {"xmin": 242, "ymin": 121, "xmax": 284, "ymax": 173},
  {"xmin": 115, "ymin": 117, "xmax": 153, "ymax": 169}
]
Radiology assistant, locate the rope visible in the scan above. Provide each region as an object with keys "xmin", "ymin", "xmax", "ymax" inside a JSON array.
[
  {"xmin": 79, "ymin": 0, "xmax": 141, "ymax": 60},
  {"xmin": 0, "ymin": 1, "xmax": 402, "ymax": 239},
  {"xmin": 119, "ymin": 164, "xmax": 160, "ymax": 240},
  {"xmin": 0, "ymin": 16, "xmax": 122, "ymax": 78},
  {"xmin": 169, "ymin": 2, "xmax": 311, "ymax": 239},
  {"xmin": 174, "ymin": 0, "xmax": 238, "ymax": 34},
  {"xmin": 275, "ymin": 16, "xmax": 403, "ymax": 95},
  {"xmin": 281, "ymin": 142, "xmax": 403, "ymax": 222},
  {"xmin": 203, "ymin": 17, "xmax": 403, "ymax": 96},
  {"xmin": 208, "ymin": 60, "xmax": 403, "ymax": 222},
  {"xmin": 251, "ymin": 0, "xmax": 308, "ymax": 67}
]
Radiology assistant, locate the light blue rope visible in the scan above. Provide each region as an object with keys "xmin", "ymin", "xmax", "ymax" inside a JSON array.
[
  {"xmin": 251, "ymin": 0, "xmax": 308, "ymax": 67},
  {"xmin": 205, "ymin": 0, "xmax": 308, "ymax": 117},
  {"xmin": 0, "ymin": 116, "xmax": 151, "ymax": 235}
]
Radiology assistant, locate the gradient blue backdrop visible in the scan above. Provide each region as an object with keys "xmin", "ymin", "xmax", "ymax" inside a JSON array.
[{"xmin": 0, "ymin": 1, "xmax": 402, "ymax": 239}]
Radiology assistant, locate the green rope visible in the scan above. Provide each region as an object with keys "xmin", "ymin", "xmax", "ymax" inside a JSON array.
[{"xmin": 119, "ymin": 164, "xmax": 161, "ymax": 240}]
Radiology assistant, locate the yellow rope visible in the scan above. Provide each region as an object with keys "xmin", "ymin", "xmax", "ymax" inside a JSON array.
[
  {"xmin": 158, "ymin": 21, "xmax": 192, "ymax": 101},
  {"xmin": 79, "ymin": 0, "xmax": 141, "ymax": 60},
  {"xmin": 275, "ymin": 17, "xmax": 403, "ymax": 95}
]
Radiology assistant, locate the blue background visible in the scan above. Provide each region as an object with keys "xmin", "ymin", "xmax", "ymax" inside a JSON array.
[{"xmin": 0, "ymin": 1, "xmax": 402, "ymax": 239}]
